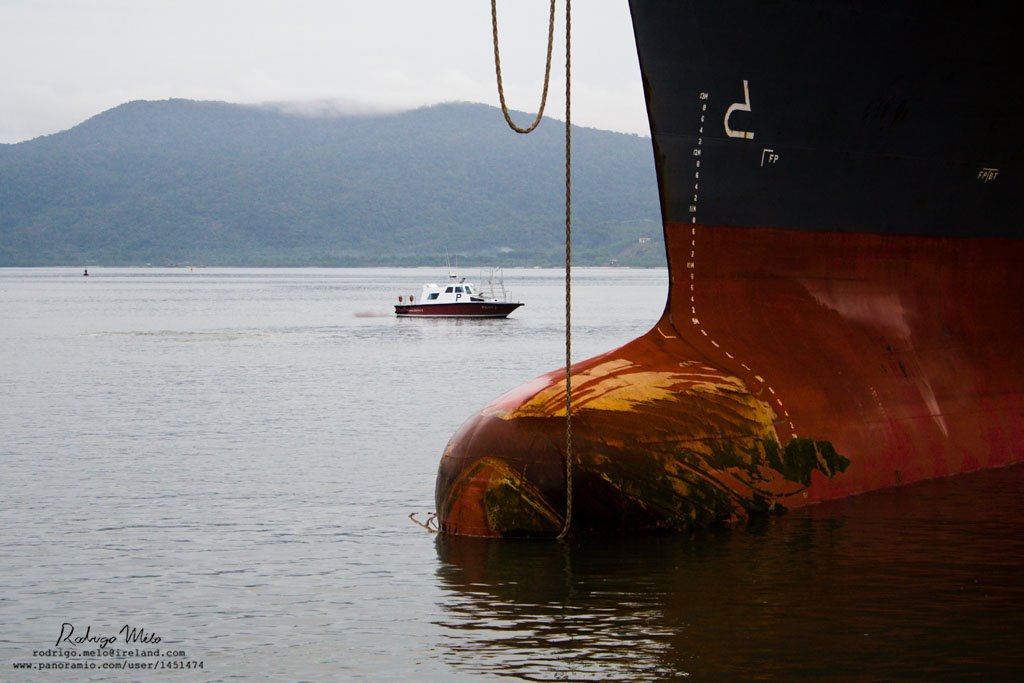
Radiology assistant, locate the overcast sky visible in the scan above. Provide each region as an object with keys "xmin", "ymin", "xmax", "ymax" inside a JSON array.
[{"xmin": 0, "ymin": 0, "xmax": 648, "ymax": 144}]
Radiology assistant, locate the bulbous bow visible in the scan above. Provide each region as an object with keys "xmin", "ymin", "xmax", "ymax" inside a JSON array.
[{"xmin": 435, "ymin": 318, "xmax": 849, "ymax": 537}]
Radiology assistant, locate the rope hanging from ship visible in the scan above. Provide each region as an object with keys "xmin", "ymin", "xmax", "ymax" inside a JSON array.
[{"xmin": 490, "ymin": 0, "xmax": 574, "ymax": 539}]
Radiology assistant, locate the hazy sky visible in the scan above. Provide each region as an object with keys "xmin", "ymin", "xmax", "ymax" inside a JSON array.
[{"xmin": 0, "ymin": 0, "xmax": 648, "ymax": 144}]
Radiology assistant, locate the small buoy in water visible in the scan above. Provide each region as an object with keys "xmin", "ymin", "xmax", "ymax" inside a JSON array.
[
  {"xmin": 399, "ymin": 295, "xmax": 404, "ymax": 303},
  {"xmin": 83, "ymin": 269, "xmax": 89, "ymax": 276}
]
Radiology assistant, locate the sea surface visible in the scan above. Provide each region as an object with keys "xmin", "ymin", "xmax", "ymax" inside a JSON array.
[{"xmin": 1, "ymin": 267, "xmax": 1022, "ymax": 682}]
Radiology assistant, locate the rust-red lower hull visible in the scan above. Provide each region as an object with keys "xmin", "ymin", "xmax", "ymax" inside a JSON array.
[{"xmin": 435, "ymin": 225, "xmax": 1024, "ymax": 536}]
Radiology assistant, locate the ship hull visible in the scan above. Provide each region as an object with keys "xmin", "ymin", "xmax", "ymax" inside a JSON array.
[
  {"xmin": 436, "ymin": 226, "xmax": 1024, "ymax": 536},
  {"xmin": 395, "ymin": 302, "xmax": 523, "ymax": 318},
  {"xmin": 435, "ymin": 0, "xmax": 1023, "ymax": 536},
  {"xmin": 663, "ymin": 224, "xmax": 1024, "ymax": 495}
]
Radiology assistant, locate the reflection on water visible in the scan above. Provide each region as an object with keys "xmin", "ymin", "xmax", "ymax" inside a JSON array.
[
  {"xmin": 435, "ymin": 465, "xmax": 1024, "ymax": 681},
  {"xmin": 436, "ymin": 536, "xmax": 677, "ymax": 680}
]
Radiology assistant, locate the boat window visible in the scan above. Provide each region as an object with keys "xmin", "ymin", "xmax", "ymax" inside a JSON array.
[
  {"xmin": 466, "ymin": 285, "xmax": 474, "ymax": 294},
  {"xmin": 444, "ymin": 287, "xmax": 454, "ymax": 293},
  {"xmin": 455, "ymin": 287, "xmax": 464, "ymax": 293},
  {"xmin": 427, "ymin": 292, "xmax": 439, "ymax": 300}
]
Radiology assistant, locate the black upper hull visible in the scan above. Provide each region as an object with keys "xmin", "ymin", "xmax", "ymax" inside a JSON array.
[{"xmin": 629, "ymin": 0, "xmax": 1022, "ymax": 237}]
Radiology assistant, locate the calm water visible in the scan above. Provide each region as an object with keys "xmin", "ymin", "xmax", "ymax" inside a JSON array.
[{"xmin": 1, "ymin": 267, "xmax": 1022, "ymax": 682}]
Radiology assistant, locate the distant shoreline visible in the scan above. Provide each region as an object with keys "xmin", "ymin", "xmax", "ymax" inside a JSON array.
[{"xmin": 0, "ymin": 263, "xmax": 668, "ymax": 270}]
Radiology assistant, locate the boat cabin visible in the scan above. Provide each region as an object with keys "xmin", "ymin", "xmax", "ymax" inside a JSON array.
[{"xmin": 419, "ymin": 281, "xmax": 486, "ymax": 304}]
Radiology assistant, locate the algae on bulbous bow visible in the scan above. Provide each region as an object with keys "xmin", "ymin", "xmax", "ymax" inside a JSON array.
[{"xmin": 437, "ymin": 349, "xmax": 853, "ymax": 536}]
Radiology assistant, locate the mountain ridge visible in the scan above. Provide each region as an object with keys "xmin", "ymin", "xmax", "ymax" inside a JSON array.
[{"xmin": 0, "ymin": 99, "xmax": 663, "ymax": 266}]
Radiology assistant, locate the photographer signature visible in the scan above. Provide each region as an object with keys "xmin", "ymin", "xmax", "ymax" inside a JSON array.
[{"xmin": 55, "ymin": 623, "xmax": 162, "ymax": 650}]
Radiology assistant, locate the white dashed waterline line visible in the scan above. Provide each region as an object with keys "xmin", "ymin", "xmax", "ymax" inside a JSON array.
[{"xmin": 689, "ymin": 91, "xmax": 798, "ymax": 440}]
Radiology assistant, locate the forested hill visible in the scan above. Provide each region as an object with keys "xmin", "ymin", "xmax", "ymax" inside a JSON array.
[{"xmin": 0, "ymin": 99, "xmax": 663, "ymax": 266}]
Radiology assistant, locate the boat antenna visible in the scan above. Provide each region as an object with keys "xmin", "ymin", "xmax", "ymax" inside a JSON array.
[
  {"xmin": 491, "ymin": 0, "xmax": 573, "ymax": 539},
  {"xmin": 445, "ymin": 249, "xmax": 455, "ymax": 279}
]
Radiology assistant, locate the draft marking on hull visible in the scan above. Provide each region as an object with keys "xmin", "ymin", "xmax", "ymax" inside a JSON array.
[{"xmin": 724, "ymin": 79, "xmax": 755, "ymax": 140}]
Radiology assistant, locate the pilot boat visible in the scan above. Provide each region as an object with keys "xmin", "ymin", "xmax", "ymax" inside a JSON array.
[{"xmin": 395, "ymin": 271, "xmax": 523, "ymax": 319}]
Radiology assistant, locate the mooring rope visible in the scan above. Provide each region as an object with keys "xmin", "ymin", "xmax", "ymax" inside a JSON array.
[
  {"xmin": 409, "ymin": 512, "xmax": 437, "ymax": 533},
  {"xmin": 490, "ymin": 0, "xmax": 556, "ymax": 133},
  {"xmin": 557, "ymin": 0, "xmax": 573, "ymax": 541},
  {"xmin": 490, "ymin": 0, "xmax": 573, "ymax": 539}
]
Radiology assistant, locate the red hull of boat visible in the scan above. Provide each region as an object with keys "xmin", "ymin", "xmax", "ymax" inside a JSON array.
[{"xmin": 395, "ymin": 302, "xmax": 522, "ymax": 318}]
